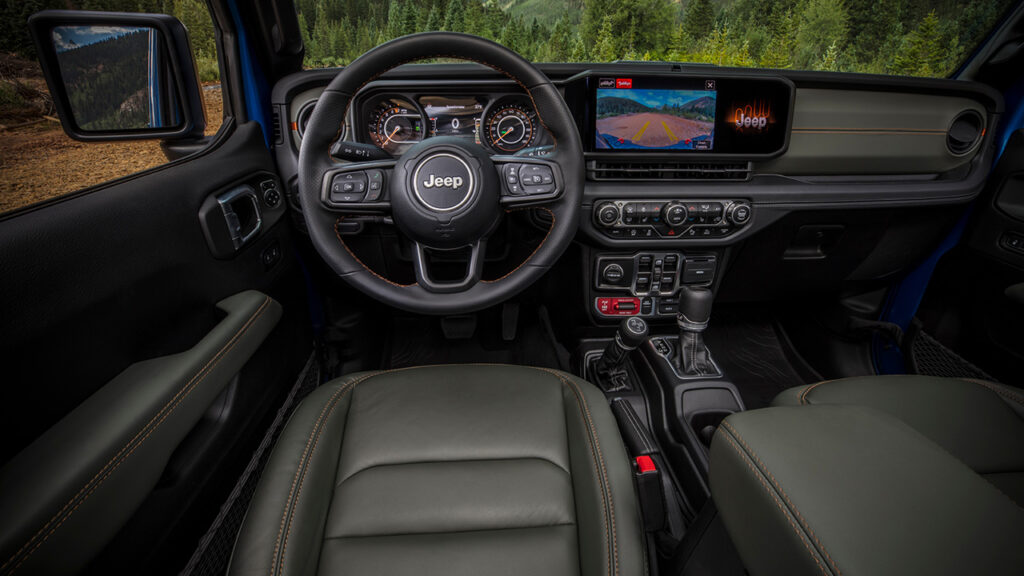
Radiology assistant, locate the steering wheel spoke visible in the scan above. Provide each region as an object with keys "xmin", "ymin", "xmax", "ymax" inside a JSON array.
[
  {"xmin": 412, "ymin": 240, "xmax": 486, "ymax": 293},
  {"xmin": 320, "ymin": 158, "xmax": 395, "ymax": 213},
  {"xmin": 492, "ymin": 156, "xmax": 565, "ymax": 207}
]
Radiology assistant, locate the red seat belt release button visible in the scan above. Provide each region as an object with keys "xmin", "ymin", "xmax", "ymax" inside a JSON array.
[{"xmin": 636, "ymin": 455, "xmax": 656, "ymax": 474}]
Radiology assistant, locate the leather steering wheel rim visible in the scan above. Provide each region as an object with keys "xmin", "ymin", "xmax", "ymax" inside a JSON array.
[{"xmin": 297, "ymin": 32, "xmax": 583, "ymax": 315}]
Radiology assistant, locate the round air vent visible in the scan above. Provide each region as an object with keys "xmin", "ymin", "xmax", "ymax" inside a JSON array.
[
  {"xmin": 295, "ymin": 99, "xmax": 348, "ymax": 143},
  {"xmin": 295, "ymin": 99, "xmax": 318, "ymax": 138},
  {"xmin": 947, "ymin": 110, "xmax": 984, "ymax": 156}
]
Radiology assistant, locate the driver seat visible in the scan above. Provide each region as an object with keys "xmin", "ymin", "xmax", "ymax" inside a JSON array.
[{"xmin": 227, "ymin": 364, "xmax": 645, "ymax": 576}]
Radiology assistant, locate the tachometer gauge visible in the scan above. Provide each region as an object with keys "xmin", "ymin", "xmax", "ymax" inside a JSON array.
[
  {"xmin": 485, "ymin": 103, "xmax": 536, "ymax": 153},
  {"xmin": 368, "ymin": 99, "xmax": 424, "ymax": 154}
]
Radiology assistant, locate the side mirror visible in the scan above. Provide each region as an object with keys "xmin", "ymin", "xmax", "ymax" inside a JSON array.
[{"xmin": 28, "ymin": 10, "xmax": 206, "ymax": 142}]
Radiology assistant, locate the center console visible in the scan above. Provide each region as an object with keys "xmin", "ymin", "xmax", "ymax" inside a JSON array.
[{"xmin": 592, "ymin": 250, "xmax": 719, "ymax": 319}]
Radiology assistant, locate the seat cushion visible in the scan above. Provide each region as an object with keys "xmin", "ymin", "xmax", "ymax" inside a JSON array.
[
  {"xmin": 710, "ymin": 404, "xmax": 1024, "ymax": 576},
  {"xmin": 228, "ymin": 365, "xmax": 644, "ymax": 576},
  {"xmin": 773, "ymin": 375, "xmax": 1024, "ymax": 505}
]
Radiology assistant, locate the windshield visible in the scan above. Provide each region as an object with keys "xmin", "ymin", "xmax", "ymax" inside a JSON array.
[{"xmin": 297, "ymin": 0, "xmax": 1015, "ymax": 77}]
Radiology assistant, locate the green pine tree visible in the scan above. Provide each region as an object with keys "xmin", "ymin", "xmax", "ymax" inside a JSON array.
[
  {"xmin": 425, "ymin": 4, "xmax": 442, "ymax": 32},
  {"xmin": 682, "ymin": 0, "xmax": 715, "ymax": 44},
  {"xmin": 793, "ymin": 0, "xmax": 848, "ymax": 69},
  {"xmin": 594, "ymin": 15, "xmax": 618, "ymax": 62},
  {"xmin": 891, "ymin": 10, "xmax": 944, "ymax": 76},
  {"xmin": 442, "ymin": 0, "xmax": 465, "ymax": 32}
]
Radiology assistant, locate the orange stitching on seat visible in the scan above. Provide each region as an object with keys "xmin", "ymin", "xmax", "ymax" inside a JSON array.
[
  {"xmin": 719, "ymin": 431, "xmax": 830, "ymax": 576},
  {"xmin": 799, "ymin": 380, "xmax": 834, "ymax": 405},
  {"xmin": 3, "ymin": 296, "xmax": 273, "ymax": 575},
  {"xmin": 333, "ymin": 218, "xmax": 418, "ymax": 287},
  {"xmin": 722, "ymin": 421, "xmax": 842, "ymax": 575},
  {"xmin": 540, "ymin": 368, "xmax": 618, "ymax": 576},
  {"xmin": 960, "ymin": 378, "xmax": 1024, "ymax": 407},
  {"xmin": 274, "ymin": 372, "xmax": 382, "ymax": 576},
  {"xmin": 482, "ymin": 207, "xmax": 555, "ymax": 283}
]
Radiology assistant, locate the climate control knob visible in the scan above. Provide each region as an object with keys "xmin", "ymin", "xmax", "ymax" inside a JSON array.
[
  {"xmin": 727, "ymin": 202, "xmax": 751, "ymax": 225},
  {"xmin": 597, "ymin": 203, "xmax": 620, "ymax": 226},
  {"xmin": 663, "ymin": 203, "xmax": 688, "ymax": 226}
]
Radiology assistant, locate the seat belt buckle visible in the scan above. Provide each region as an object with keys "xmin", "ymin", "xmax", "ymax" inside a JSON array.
[{"xmin": 633, "ymin": 456, "xmax": 666, "ymax": 532}]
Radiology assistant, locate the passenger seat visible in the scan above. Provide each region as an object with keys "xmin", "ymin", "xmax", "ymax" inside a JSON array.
[
  {"xmin": 773, "ymin": 375, "xmax": 1024, "ymax": 504},
  {"xmin": 708, "ymin": 375, "xmax": 1024, "ymax": 576}
]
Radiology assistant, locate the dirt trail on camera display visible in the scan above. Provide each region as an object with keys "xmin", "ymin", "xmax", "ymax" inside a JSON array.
[{"xmin": 596, "ymin": 112, "xmax": 712, "ymax": 147}]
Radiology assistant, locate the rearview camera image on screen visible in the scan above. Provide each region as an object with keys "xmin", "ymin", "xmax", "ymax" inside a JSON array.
[{"xmin": 596, "ymin": 88, "xmax": 716, "ymax": 151}]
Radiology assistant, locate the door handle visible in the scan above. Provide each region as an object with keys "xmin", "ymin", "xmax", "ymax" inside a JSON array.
[{"xmin": 217, "ymin": 185, "xmax": 262, "ymax": 250}]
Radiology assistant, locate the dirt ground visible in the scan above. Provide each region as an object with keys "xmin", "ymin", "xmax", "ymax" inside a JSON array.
[
  {"xmin": 0, "ymin": 53, "xmax": 224, "ymax": 214},
  {"xmin": 596, "ymin": 112, "xmax": 714, "ymax": 148}
]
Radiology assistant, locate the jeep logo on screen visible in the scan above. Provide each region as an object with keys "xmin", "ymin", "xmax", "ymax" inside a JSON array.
[
  {"xmin": 412, "ymin": 153, "xmax": 475, "ymax": 212},
  {"xmin": 422, "ymin": 174, "xmax": 464, "ymax": 189}
]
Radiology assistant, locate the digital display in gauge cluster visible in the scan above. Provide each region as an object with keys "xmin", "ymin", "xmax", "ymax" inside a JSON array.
[
  {"xmin": 362, "ymin": 92, "xmax": 548, "ymax": 156},
  {"xmin": 421, "ymin": 95, "xmax": 484, "ymax": 143}
]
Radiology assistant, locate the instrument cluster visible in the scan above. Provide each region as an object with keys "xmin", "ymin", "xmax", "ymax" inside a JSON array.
[{"xmin": 357, "ymin": 90, "xmax": 550, "ymax": 156}]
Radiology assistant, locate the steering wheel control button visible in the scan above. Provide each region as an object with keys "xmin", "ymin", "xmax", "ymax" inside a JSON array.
[
  {"xmin": 330, "ymin": 172, "xmax": 368, "ymax": 203},
  {"xmin": 514, "ymin": 163, "xmax": 556, "ymax": 195},
  {"xmin": 412, "ymin": 153, "xmax": 475, "ymax": 212},
  {"xmin": 361, "ymin": 170, "xmax": 386, "ymax": 202}
]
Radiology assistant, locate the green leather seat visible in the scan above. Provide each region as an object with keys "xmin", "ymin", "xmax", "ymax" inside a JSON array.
[
  {"xmin": 773, "ymin": 375, "xmax": 1024, "ymax": 505},
  {"xmin": 228, "ymin": 364, "xmax": 645, "ymax": 576},
  {"xmin": 709, "ymin": 374, "xmax": 1024, "ymax": 576}
]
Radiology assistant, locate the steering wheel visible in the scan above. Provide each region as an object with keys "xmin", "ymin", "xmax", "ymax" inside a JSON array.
[{"xmin": 298, "ymin": 32, "xmax": 583, "ymax": 315}]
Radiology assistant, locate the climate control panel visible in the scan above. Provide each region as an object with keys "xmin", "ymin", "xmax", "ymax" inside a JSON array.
[{"xmin": 594, "ymin": 199, "xmax": 751, "ymax": 240}]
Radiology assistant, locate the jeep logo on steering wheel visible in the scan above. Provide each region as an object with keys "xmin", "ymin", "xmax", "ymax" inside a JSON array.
[
  {"xmin": 412, "ymin": 152, "xmax": 476, "ymax": 213},
  {"xmin": 422, "ymin": 174, "xmax": 464, "ymax": 189}
]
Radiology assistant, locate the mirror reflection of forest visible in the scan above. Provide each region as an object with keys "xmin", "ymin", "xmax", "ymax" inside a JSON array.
[
  {"xmin": 0, "ymin": 0, "xmax": 1014, "ymax": 81},
  {"xmin": 54, "ymin": 27, "xmax": 158, "ymax": 130}
]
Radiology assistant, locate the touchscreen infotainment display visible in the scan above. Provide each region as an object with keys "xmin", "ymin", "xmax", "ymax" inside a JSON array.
[
  {"xmin": 595, "ymin": 79, "xmax": 716, "ymax": 151},
  {"xmin": 586, "ymin": 74, "xmax": 793, "ymax": 157}
]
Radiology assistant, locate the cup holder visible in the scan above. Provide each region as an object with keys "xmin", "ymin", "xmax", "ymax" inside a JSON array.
[
  {"xmin": 677, "ymin": 386, "xmax": 743, "ymax": 450},
  {"xmin": 689, "ymin": 410, "xmax": 733, "ymax": 447}
]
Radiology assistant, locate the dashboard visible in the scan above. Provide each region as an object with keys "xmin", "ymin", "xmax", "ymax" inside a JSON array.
[
  {"xmin": 272, "ymin": 63, "xmax": 1000, "ymax": 245},
  {"xmin": 271, "ymin": 62, "xmax": 1002, "ymax": 320}
]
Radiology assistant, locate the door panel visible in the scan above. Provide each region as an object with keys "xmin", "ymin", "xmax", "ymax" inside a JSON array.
[
  {"xmin": 914, "ymin": 129, "xmax": 1024, "ymax": 382},
  {"xmin": 0, "ymin": 121, "xmax": 311, "ymax": 573}
]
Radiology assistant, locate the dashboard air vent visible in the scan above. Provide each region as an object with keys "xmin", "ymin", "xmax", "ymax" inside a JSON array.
[
  {"xmin": 587, "ymin": 160, "xmax": 752, "ymax": 181},
  {"xmin": 271, "ymin": 108, "xmax": 284, "ymax": 145},
  {"xmin": 947, "ymin": 110, "xmax": 983, "ymax": 156}
]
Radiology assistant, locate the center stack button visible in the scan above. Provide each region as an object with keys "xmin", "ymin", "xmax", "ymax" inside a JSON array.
[{"xmin": 664, "ymin": 203, "xmax": 687, "ymax": 227}]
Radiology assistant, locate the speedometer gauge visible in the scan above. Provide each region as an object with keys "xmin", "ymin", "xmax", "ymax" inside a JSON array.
[
  {"xmin": 368, "ymin": 98, "xmax": 424, "ymax": 154},
  {"xmin": 485, "ymin": 103, "xmax": 536, "ymax": 153}
]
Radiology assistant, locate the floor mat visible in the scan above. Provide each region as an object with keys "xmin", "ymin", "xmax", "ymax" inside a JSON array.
[
  {"xmin": 703, "ymin": 314, "xmax": 820, "ymax": 409},
  {"xmin": 910, "ymin": 330, "xmax": 998, "ymax": 382},
  {"xmin": 385, "ymin": 306, "xmax": 566, "ymax": 370}
]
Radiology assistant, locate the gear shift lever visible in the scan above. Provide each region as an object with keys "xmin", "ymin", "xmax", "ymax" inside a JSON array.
[
  {"xmin": 595, "ymin": 317, "xmax": 649, "ymax": 391},
  {"xmin": 676, "ymin": 286, "xmax": 716, "ymax": 376}
]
